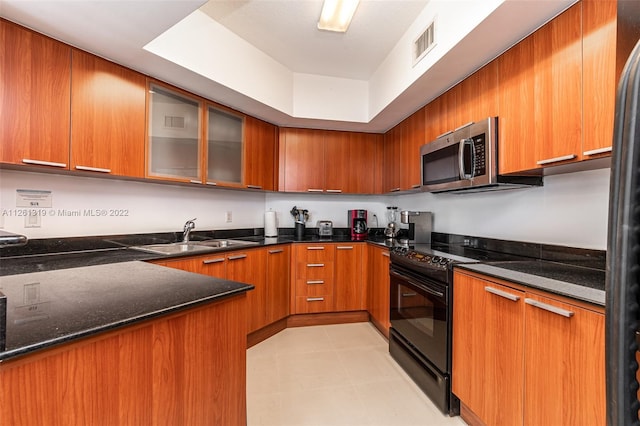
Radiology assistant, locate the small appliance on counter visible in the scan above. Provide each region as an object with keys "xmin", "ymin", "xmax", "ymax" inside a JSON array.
[
  {"xmin": 400, "ymin": 211, "xmax": 433, "ymax": 244},
  {"xmin": 348, "ymin": 209, "xmax": 368, "ymax": 240},
  {"xmin": 290, "ymin": 206, "xmax": 309, "ymax": 240},
  {"xmin": 264, "ymin": 210, "xmax": 278, "ymax": 237},
  {"xmin": 384, "ymin": 206, "xmax": 399, "ymax": 239},
  {"xmin": 317, "ymin": 220, "xmax": 333, "ymax": 238}
]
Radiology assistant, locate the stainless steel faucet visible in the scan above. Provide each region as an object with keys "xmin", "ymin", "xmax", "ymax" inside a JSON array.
[{"xmin": 182, "ymin": 218, "xmax": 197, "ymax": 242}]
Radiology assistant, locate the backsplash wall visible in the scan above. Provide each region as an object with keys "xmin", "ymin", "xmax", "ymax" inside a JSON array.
[
  {"xmin": 0, "ymin": 169, "xmax": 266, "ymax": 238},
  {"xmin": 0, "ymin": 167, "xmax": 610, "ymax": 249}
]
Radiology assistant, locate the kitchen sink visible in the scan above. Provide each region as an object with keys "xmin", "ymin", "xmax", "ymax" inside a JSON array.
[{"xmin": 131, "ymin": 239, "xmax": 258, "ymax": 255}]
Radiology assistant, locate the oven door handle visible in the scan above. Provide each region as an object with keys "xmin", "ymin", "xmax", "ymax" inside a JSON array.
[{"xmin": 390, "ymin": 270, "xmax": 444, "ymax": 298}]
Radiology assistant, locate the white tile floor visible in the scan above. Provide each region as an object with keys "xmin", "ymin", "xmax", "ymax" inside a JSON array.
[{"xmin": 247, "ymin": 322, "xmax": 468, "ymax": 426}]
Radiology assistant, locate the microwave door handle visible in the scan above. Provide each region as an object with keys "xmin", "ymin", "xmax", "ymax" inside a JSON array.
[{"xmin": 458, "ymin": 138, "xmax": 474, "ymax": 179}]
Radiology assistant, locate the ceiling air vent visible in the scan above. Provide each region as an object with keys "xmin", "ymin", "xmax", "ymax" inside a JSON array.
[
  {"xmin": 164, "ymin": 115, "xmax": 185, "ymax": 129},
  {"xmin": 413, "ymin": 19, "xmax": 436, "ymax": 66}
]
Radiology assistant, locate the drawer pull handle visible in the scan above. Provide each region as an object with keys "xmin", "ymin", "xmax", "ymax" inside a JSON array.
[
  {"xmin": 485, "ymin": 286, "xmax": 520, "ymax": 302},
  {"xmin": 75, "ymin": 165, "xmax": 111, "ymax": 173},
  {"xmin": 525, "ymin": 298, "xmax": 574, "ymax": 318},
  {"xmin": 22, "ymin": 159, "xmax": 67, "ymax": 168},
  {"xmin": 190, "ymin": 179, "xmax": 201, "ymax": 184},
  {"xmin": 246, "ymin": 184, "xmax": 262, "ymax": 189},
  {"xmin": 307, "ymin": 263, "xmax": 325, "ymax": 267},
  {"xmin": 536, "ymin": 154, "xmax": 576, "ymax": 166},
  {"xmin": 337, "ymin": 246, "xmax": 353, "ymax": 250},
  {"xmin": 268, "ymin": 249, "xmax": 284, "ymax": 254},
  {"xmin": 203, "ymin": 258, "xmax": 225, "ymax": 264},
  {"xmin": 583, "ymin": 146, "xmax": 612, "ymax": 156},
  {"xmin": 325, "ymin": 189, "xmax": 342, "ymax": 193},
  {"xmin": 389, "ymin": 187, "xmax": 401, "ymax": 192},
  {"xmin": 411, "ymin": 184, "xmax": 421, "ymax": 189},
  {"xmin": 306, "ymin": 297, "xmax": 325, "ymax": 302},
  {"xmin": 228, "ymin": 254, "xmax": 247, "ymax": 261},
  {"xmin": 307, "ymin": 247, "xmax": 325, "ymax": 250},
  {"xmin": 382, "ymin": 252, "xmax": 390, "ymax": 258},
  {"xmin": 206, "ymin": 181, "xmax": 217, "ymax": 186},
  {"xmin": 307, "ymin": 188, "xmax": 323, "ymax": 192},
  {"xmin": 307, "ymin": 280, "xmax": 324, "ymax": 285}
]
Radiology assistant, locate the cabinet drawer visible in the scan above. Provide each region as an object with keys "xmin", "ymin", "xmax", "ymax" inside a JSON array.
[
  {"xmin": 293, "ymin": 244, "xmax": 335, "ymax": 262},
  {"xmin": 295, "ymin": 261, "xmax": 334, "ymax": 279},
  {"xmin": 295, "ymin": 295, "xmax": 334, "ymax": 314},
  {"xmin": 295, "ymin": 277, "xmax": 333, "ymax": 296}
]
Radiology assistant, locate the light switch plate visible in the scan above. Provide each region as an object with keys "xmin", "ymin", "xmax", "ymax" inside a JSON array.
[
  {"xmin": 25, "ymin": 212, "xmax": 41, "ymax": 228},
  {"xmin": 225, "ymin": 211, "xmax": 232, "ymax": 223}
]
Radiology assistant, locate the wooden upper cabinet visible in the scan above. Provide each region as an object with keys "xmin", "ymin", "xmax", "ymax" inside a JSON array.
[
  {"xmin": 325, "ymin": 131, "xmax": 379, "ymax": 194},
  {"xmin": 0, "ymin": 20, "xmax": 71, "ymax": 169},
  {"xmin": 582, "ymin": 0, "xmax": 617, "ymax": 158},
  {"xmin": 400, "ymin": 108, "xmax": 425, "ymax": 191},
  {"xmin": 533, "ymin": 3, "xmax": 582, "ymax": 167},
  {"xmin": 279, "ymin": 128, "xmax": 325, "ymax": 192},
  {"xmin": 456, "ymin": 59, "xmax": 499, "ymax": 126},
  {"xmin": 383, "ymin": 125, "xmax": 402, "ymax": 193},
  {"xmin": 498, "ymin": 33, "xmax": 537, "ymax": 174},
  {"xmin": 244, "ymin": 116, "xmax": 277, "ymax": 191},
  {"xmin": 205, "ymin": 104, "xmax": 244, "ymax": 187},
  {"xmin": 279, "ymin": 128, "xmax": 380, "ymax": 194},
  {"xmin": 70, "ymin": 50, "xmax": 146, "ymax": 177},
  {"xmin": 147, "ymin": 82, "xmax": 203, "ymax": 182}
]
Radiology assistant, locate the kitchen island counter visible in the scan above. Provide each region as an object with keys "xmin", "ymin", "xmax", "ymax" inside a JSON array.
[{"xmin": 0, "ymin": 260, "xmax": 253, "ymax": 361}]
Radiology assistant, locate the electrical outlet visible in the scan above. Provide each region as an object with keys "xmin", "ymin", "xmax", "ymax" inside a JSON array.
[
  {"xmin": 25, "ymin": 212, "xmax": 41, "ymax": 228},
  {"xmin": 225, "ymin": 211, "xmax": 233, "ymax": 223}
]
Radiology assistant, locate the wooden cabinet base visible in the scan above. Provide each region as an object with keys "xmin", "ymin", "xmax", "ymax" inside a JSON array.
[
  {"xmin": 0, "ymin": 295, "xmax": 248, "ymax": 426},
  {"xmin": 460, "ymin": 402, "xmax": 487, "ymax": 426},
  {"xmin": 287, "ymin": 310, "xmax": 369, "ymax": 328}
]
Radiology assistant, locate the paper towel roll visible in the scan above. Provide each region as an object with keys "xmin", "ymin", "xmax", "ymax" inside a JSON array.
[{"xmin": 265, "ymin": 211, "xmax": 278, "ymax": 237}]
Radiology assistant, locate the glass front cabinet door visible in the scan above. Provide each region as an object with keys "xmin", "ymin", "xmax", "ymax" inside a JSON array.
[
  {"xmin": 206, "ymin": 105, "xmax": 244, "ymax": 186},
  {"xmin": 147, "ymin": 83, "xmax": 202, "ymax": 182}
]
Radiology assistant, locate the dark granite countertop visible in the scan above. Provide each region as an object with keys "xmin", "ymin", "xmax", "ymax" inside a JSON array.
[{"xmin": 0, "ymin": 261, "xmax": 253, "ymax": 361}]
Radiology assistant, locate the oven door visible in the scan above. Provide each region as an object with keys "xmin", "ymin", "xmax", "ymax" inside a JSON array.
[{"xmin": 389, "ymin": 265, "xmax": 449, "ymax": 373}]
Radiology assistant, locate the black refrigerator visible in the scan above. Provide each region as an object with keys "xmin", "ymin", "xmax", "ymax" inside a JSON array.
[{"xmin": 607, "ymin": 37, "xmax": 640, "ymax": 426}]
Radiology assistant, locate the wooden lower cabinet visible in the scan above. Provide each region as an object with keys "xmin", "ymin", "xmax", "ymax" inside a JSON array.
[
  {"xmin": 367, "ymin": 244, "xmax": 390, "ymax": 337},
  {"xmin": 453, "ymin": 270, "xmax": 605, "ymax": 426},
  {"xmin": 0, "ymin": 294, "xmax": 247, "ymax": 425},
  {"xmin": 290, "ymin": 243, "xmax": 366, "ymax": 314},
  {"xmin": 523, "ymin": 293, "xmax": 605, "ymax": 426},
  {"xmin": 158, "ymin": 247, "xmax": 274, "ymax": 334},
  {"xmin": 266, "ymin": 245, "xmax": 290, "ymax": 323},
  {"xmin": 452, "ymin": 272, "xmax": 524, "ymax": 425}
]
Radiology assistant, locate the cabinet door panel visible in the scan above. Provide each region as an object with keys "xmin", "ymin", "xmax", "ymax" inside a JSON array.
[
  {"xmin": 245, "ymin": 116, "xmax": 277, "ymax": 191},
  {"xmin": 533, "ymin": 3, "xmax": 582, "ymax": 166},
  {"xmin": 227, "ymin": 250, "xmax": 266, "ymax": 333},
  {"xmin": 279, "ymin": 128, "xmax": 324, "ymax": 192},
  {"xmin": 582, "ymin": 0, "xmax": 616, "ymax": 158},
  {"xmin": 325, "ymin": 132, "xmax": 378, "ymax": 194},
  {"xmin": 452, "ymin": 272, "xmax": 524, "ymax": 426},
  {"xmin": 266, "ymin": 246, "xmax": 289, "ymax": 323},
  {"xmin": 457, "ymin": 60, "xmax": 499, "ymax": 125},
  {"xmin": 498, "ymin": 34, "xmax": 537, "ymax": 174},
  {"xmin": 523, "ymin": 293, "xmax": 605, "ymax": 426},
  {"xmin": 383, "ymin": 126, "xmax": 401, "ymax": 193},
  {"xmin": 0, "ymin": 21, "xmax": 71, "ymax": 168},
  {"xmin": 367, "ymin": 245, "xmax": 390, "ymax": 337},
  {"xmin": 400, "ymin": 109, "xmax": 425, "ymax": 191},
  {"xmin": 206, "ymin": 105, "xmax": 244, "ymax": 186},
  {"xmin": 71, "ymin": 50, "xmax": 146, "ymax": 177},
  {"xmin": 334, "ymin": 244, "xmax": 364, "ymax": 311}
]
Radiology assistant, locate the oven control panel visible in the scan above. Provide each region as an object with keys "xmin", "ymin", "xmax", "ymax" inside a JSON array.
[{"xmin": 390, "ymin": 247, "xmax": 454, "ymax": 270}]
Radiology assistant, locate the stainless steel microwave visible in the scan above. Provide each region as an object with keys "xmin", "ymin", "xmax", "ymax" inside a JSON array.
[{"xmin": 420, "ymin": 117, "xmax": 542, "ymax": 193}]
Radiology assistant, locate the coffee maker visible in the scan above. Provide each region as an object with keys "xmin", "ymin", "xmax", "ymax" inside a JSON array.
[{"xmin": 348, "ymin": 210, "xmax": 368, "ymax": 240}]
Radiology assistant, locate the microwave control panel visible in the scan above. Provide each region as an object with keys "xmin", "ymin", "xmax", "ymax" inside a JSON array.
[{"xmin": 471, "ymin": 135, "xmax": 487, "ymax": 177}]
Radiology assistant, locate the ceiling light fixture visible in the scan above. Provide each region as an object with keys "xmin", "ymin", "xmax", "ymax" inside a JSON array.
[{"xmin": 317, "ymin": 0, "xmax": 360, "ymax": 33}]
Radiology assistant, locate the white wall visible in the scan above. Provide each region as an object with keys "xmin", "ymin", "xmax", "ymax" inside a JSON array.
[
  {"xmin": 0, "ymin": 169, "xmax": 265, "ymax": 239},
  {"xmin": 390, "ymin": 168, "xmax": 610, "ymax": 250},
  {"xmin": 0, "ymin": 167, "xmax": 610, "ymax": 249}
]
